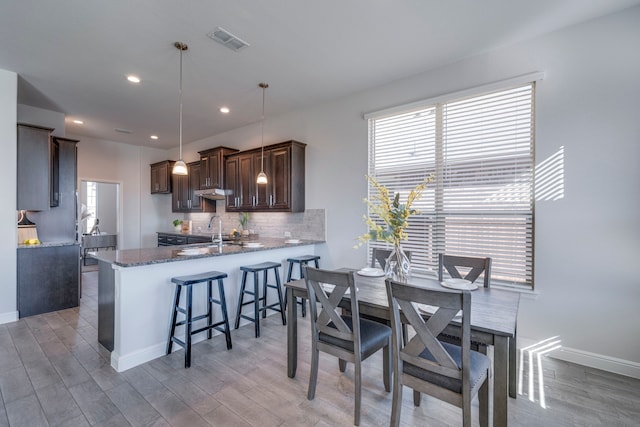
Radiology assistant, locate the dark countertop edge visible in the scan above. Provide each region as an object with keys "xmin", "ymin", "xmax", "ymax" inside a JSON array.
[
  {"xmin": 18, "ymin": 241, "xmax": 79, "ymax": 249},
  {"xmin": 93, "ymin": 239, "xmax": 325, "ymax": 268}
]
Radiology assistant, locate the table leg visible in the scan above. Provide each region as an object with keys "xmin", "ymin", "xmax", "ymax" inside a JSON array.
[
  {"xmin": 494, "ymin": 335, "xmax": 509, "ymax": 427},
  {"xmin": 509, "ymin": 332, "xmax": 517, "ymax": 398},
  {"xmin": 287, "ymin": 288, "xmax": 297, "ymax": 378}
]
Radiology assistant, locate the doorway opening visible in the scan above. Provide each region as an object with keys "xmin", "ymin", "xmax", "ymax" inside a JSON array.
[{"xmin": 79, "ymin": 180, "xmax": 120, "ymax": 270}]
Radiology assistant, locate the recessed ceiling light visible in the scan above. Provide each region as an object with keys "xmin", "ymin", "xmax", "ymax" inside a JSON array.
[
  {"xmin": 73, "ymin": 120, "xmax": 84, "ymax": 124},
  {"xmin": 150, "ymin": 135, "xmax": 159, "ymax": 140},
  {"xmin": 220, "ymin": 107, "xmax": 230, "ymax": 114},
  {"xmin": 127, "ymin": 75, "xmax": 141, "ymax": 83}
]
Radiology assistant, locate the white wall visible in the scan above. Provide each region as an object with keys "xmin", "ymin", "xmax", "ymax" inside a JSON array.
[
  {"xmin": 17, "ymin": 104, "xmax": 65, "ymax": 137},
  {"xmin": 96, "ymin": 182, "xmax": 118, "ymax": 234},
  {"xmin": 73, "ymin": 135, "xmax": 171, "ymax": 249},
  {"xmin": 0, "ymin": 69, "xmax": 18, "ymax": 324},
  {"xmin": 175, "ymin": 8, "xmax": 640, "ymax": 372}
]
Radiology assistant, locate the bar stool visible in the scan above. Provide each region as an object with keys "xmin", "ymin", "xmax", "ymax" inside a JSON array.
[
  {"xmin": 167, "ymin": 271, "xmax": 232, "ymax": 368},
  {"xmin": 234, "ymin": 262, "xmax": 286, "ymax": 338},
  {"xmin": 284, "ymin": 255, "xmax": 321, "ymax": 317}
]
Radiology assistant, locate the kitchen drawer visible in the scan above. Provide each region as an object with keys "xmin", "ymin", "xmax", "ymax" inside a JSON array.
[
  {"xmin": 187, "ymin": 236, "xmax": 212, "ymax": 244},
  {"xmin": 165, "ymin": 235, "xmax": 187, "ymax": 245}
]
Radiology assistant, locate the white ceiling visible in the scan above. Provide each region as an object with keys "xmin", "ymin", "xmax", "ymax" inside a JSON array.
[{"xmin": 1, "ymin": 0, "xmax": 639, "ymax": 149}]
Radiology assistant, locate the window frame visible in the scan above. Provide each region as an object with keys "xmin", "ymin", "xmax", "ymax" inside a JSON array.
[{"xmin": 365, "ymin": 74, "xmax": 542, "ymax": 290}]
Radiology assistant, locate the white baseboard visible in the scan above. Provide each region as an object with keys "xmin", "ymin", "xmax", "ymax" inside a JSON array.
[
  {"xmin": 110, "ymin": 330, "xmax": 215, "ymax": 372},
  {"xmin": 548, "ymin": 346, "xmax": 640, "ymax": 380},
  {"xmin": 0, "ymin": 311, "xmax": 18, "ymax": 325}
]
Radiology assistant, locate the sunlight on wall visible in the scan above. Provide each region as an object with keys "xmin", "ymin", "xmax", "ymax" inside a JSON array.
[
  {"xmin": 518, "ymin": 336, "xmax": 562, "ymax": 409},
  {"xmin": 535, "ymin": 146, "xmax": 565, "ymax": 201}
]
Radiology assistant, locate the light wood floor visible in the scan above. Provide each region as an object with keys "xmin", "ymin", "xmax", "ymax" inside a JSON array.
[{"xmin": 0, "ymin": 271, "xmax": 638, "ymax": 426}]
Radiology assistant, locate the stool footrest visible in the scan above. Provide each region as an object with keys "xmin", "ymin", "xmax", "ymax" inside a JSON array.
[
  {"xmin": 191, "ymin": 320, "xmax": 228, "ymax": 336},
  {"xmin": 171, "ymin": 337, "xmax": 186, "ymax": 348}
]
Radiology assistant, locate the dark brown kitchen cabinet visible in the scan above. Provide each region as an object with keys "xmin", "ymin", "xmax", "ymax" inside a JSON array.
[
  {"xmin": 150, "ymin": 160, "xmax": 174, "ymax": 194},
  {"xmin": 17, "ymin": 123, "xmax": 54, "ymax": 211},
  {"xmin": 50, "ymin": 138, "xmax": 59, "ymax": 207},
  {"xmin": 225, "ymin": 151, "xmax": 257, "ymax": 211},
  {"xmin": 17, "ymin": 244, "xmax": 80, "ymax": 317},
  {"xmin": 225, "ymin": 140, "xmax": 305, "ymax": 212},
  {"xmin": 199, "ymin": 146, "xmax": 238, "ymax": 189},
  {"xmin": 172, "ymin": 161, "xmax": 215, "ymax": 213},
  {"xmin": 225, "ymin": 155, "xmax": 240, "ymax": 209}
]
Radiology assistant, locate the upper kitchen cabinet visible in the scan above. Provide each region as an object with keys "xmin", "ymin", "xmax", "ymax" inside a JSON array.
[
  {"xmin": 225, "ymin": 140, "xmax": 306, "ymax": 212},
  {"xmin": 150, "ymin": 160, "xmax": 174, "ymax": 194},
  {"xmin": 17, "ymin": 123, "xmax": 54, "ymax": 211},
  {"xmin": 198, "ymin": 146, "xmax": 238, "ymax": 189},
  {"xmin": 172, "ymin": 161, "xmax": 215, "ymax": 213}
]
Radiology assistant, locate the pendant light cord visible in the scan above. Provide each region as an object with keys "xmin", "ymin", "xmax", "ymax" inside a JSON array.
[
  {"xmin": 179, "ymin": 46, "xmax": 183, "ymax": 161},
  {"xmin": 260, "ymin": 85, "xmax": 265, "ymax": 172}
]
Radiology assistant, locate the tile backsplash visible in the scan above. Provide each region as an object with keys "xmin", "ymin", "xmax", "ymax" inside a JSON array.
[{"xmin": 184, "ymin": 208, "xmax": 325, "ymax": 241}]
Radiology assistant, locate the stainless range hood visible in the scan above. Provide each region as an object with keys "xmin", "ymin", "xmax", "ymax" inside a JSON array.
[{"xmin": 193, "ymin": 188, "xmax": 233, "ymax": 200}]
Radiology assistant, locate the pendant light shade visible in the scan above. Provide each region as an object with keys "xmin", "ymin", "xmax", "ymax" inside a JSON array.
[
  {"xmin": 172, "ymin": 42, "xmax": 189, "ymax": 176},
  {"xmin": 256, "ymin": 82, "xmax": 269, "ymax": 185}
]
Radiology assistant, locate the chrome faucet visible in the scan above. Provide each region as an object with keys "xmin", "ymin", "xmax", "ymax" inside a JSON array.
[{"xmin": 208, "ymin": 215, "xmax": 223, "ymax": 244}]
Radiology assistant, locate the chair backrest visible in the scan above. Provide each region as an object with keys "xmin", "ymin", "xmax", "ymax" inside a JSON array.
[
  {"xmin": 385, "ymin": 279, "xmax": 472, "ymax": 396},
  {"xmin": 371, "ymin": 248, "xmax": 413, "ymax": 269},
  {"xmin": 304, "ymin": 267, "xmax": 361, "ymax": 354},
  {"xmin": 438, "ymin": 254, "xmax": 492, "ymax": 288}
]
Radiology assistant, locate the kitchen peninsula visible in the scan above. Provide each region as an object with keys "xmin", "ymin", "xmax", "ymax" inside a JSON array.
[{"xmin": 92, "ymin": 237, "xmax": 324, "ymax": 372}]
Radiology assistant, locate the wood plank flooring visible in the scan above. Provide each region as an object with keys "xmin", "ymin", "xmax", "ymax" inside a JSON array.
[{"xmin": 0, "ymin": 271, "xmax": 638, "ymax": 426}]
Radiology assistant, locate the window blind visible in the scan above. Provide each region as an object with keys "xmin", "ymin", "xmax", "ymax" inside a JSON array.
[{"xmin": 368, "ymin": 83, "xmax": 534, "ymax": 289}]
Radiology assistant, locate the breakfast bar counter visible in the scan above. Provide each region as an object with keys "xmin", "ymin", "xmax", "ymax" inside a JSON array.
[{"xmin": 92, "ymin": 238, "xmax": 324, "ymax": 372}]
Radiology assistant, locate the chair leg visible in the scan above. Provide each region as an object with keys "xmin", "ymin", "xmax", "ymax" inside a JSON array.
[
  {"xmin": 354, "ymin": 359, "xmax": 362, "ymax": 426},
  {"xmin": 479, "ymin": 372, "xmax": 489, "ymax": 427},
  {"xmin": 166, "ymin": 285, "xmax": 181, "ymax": 354},
  {"xmin": 253, "ymin": 272, "xmax": 260, "ymax": 338},
  {"xmin": 217, "ymin": 279, "xmax": 232, "ymax": 350},
  {"xmin": 184, "ymin": 285, "xmax": 193, "ymax": 368},
  {"xmin": 274, "ymin": 268, "xmax": 286, "ymax": 325},
  {"xmin": 299, "ymin": 262, "xmax": 306, "ymax": 317},
  {"xmin": 261, "ymin": 270, "xmax": 268, "ymax": 319},
  {"xmin": 308, "ymin": 347, "xmax": 319, "ymax": 400},
  {"xmin": 383, "ymin": 342, "xmax": 391, "ymax": 392},
  {"xmin": 234, "ymin": 271, "xmax": 248, "ymax": 329},
  {"xmin": 206, "ymin": 280, "xmax": 213, "ymax": 340},
  {"xmin": 413, "ymin": 390, "xmax": 421, "ymax": 406},
  {"xmin": 339, "ymin": 359, "xmax": 347, "ymax": 372},
  {"xmin": 390, "ymin": 370, "xmax": 403, "ymax": 427}
]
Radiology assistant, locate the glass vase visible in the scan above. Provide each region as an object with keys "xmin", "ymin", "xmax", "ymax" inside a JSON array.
[{"xmin": 384, "ymin": 243, "xmax": 411, "ymax": 282}]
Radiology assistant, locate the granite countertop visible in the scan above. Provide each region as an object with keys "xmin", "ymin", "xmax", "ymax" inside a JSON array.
[
  {"xmin": 18, "ymin": 241, "xmax": 79, "ymax": 249},
  {"xmin": 91, "ymin": 237, "xmax": 324, "ymax": 268}
]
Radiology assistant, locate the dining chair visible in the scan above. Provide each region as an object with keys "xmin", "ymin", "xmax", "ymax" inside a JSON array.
[
  {"xmin": 438, "ymin": 254, "xmax": 492, "ymax": 288},
  {"xmin": 371, "ymin": 247, "xmax": 412, "ymax": 270},
  {"xmin": 385, "ymin": 279, "xmax": 490, "ymax": 427},
  {"xmin": 304, "ymin": 266, "xmax": 392, "ymax": 426},
  {"xmin": 438, "ymin": 254, "xmax": 492, "ymax": 351}
]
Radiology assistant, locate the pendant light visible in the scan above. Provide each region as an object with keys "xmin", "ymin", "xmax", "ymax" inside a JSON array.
[
  {"xmin": 256, "ymin": 82, "xmax": 269, "ymax": 184},
  {"xmin": 172, "ymin": 41, "xmax": 188, "ymax": 176}
]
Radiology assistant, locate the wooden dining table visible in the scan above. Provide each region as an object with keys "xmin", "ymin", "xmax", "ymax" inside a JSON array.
[{"xmin": 285, "ymin": 271, "xmax": 520, "ymax": 427}]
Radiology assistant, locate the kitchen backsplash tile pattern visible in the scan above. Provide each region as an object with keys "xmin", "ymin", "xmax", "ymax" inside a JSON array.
[{"xmin": 183, "ymin": 208, "xmax": 325, "ymax": 241}]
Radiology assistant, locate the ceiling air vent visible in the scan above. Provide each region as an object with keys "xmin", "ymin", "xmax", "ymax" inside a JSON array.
[
  {"xmin": 207, "ymin": 27, "xmax": 250, "ymax": 52},
  {"xmin": 115, "ymin": 128, "xmax": 133, "ymax": 134}
]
